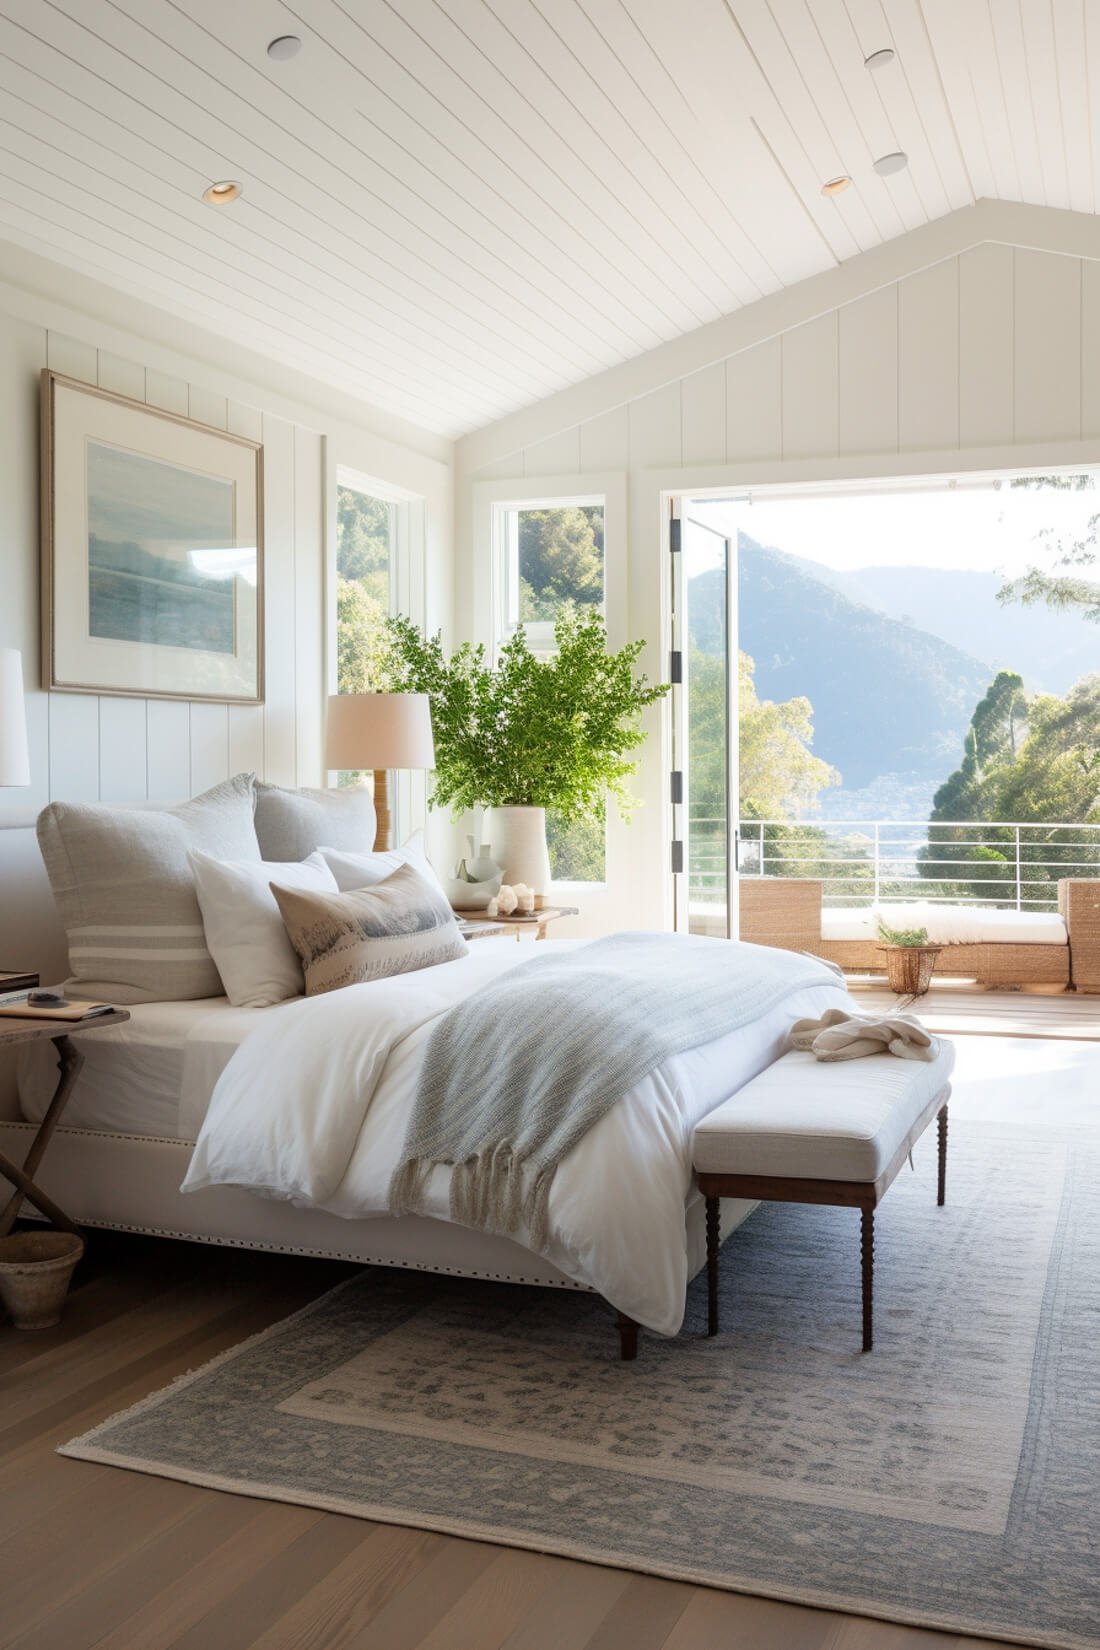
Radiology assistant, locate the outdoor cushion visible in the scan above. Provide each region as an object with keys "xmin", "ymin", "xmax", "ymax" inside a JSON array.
[
  {"xmin": 821, "ymin": 903, "xmax": 1067, "ymax": 946},
  {"xmin": 693, "ymin": 1043, "xmax": 956, "ymax": 1183}
]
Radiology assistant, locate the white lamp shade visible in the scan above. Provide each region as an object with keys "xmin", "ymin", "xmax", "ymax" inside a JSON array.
[
  {"xmin": 0, "ymin": 648, "xmax": 30, "ymax": 788},
  {"xmin": 325, "ymin": 693, "xmax": 435, "ymax": 771}
]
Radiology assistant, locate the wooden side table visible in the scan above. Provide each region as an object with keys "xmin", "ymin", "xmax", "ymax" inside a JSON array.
[
  {"xmin": 0, "ymin": 972, "xmax": 40, "ymax": 997},
  {"xmin": 455, "ymin": 905, "xmax": 580, "ymax": 942},
  {"xmin": 0, "ymin": 1011, "xmax": 130, "ymax": 1237}
]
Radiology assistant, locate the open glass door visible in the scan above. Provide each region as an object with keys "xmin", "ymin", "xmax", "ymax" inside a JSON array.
[{"xmin": 670, "ymin": 503, "xmax": 738, "ymax": 936}]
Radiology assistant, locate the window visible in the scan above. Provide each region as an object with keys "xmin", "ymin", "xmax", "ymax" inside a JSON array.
[
  {"xmin": 497, "ymin": 497, "xmax": 604, "ymax": 651},
  {"xmin": 494, "ymin": 496, "xmax": 607, "ymax": 882},
  {"xmin": 335, "ymin": 480, "xmax": 394, "ymax": 696}
]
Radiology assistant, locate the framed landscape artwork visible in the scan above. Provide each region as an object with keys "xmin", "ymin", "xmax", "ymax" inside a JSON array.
[{"xmin": 40, "ymin": 371, "xmax": 264, "ymax": 703}]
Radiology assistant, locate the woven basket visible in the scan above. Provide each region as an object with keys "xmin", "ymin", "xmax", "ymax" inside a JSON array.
[{"xmin": 876, "ymin": 945, "xmax": 942, "ymax": 996}]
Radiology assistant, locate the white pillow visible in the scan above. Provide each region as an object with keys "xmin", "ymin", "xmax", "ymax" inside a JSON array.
[
  {"xmin": 189, "ymin": 849, "xmax": 339, "ymax": 1008},
  {"xmin": 318, "ymin": 831, "xmax": 445, "ymax": 896}
]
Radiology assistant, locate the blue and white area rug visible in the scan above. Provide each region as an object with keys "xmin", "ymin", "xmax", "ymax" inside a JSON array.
[{"xmin": 62, "ymin": 1119, "xmax": 1099, "ymax": 1649}]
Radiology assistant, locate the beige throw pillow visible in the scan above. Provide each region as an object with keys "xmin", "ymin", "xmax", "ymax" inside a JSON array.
[
  {"xmin": 36, "ymin": 773, "xmax": 259, "ymax": 1004},
  {"xmin": 271, "ymin": 862, "xmax": 468, "ymax": 995},
  {"xmin": 254, "ymin": 781, "xmax": 377, "ymax": 862}
]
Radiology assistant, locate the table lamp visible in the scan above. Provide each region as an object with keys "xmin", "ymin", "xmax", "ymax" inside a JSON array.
[
  {"xmin": 0, "ymin": 649, "xmax": 30, "ymax": 789},
  {"xmin": 325, "ymin": 693, "xmax": 435, "ymax": 851}
]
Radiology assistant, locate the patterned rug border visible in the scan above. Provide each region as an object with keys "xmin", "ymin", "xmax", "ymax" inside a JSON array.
[{"xmin": 60, "ymin": 1256, "xmax": 1091, "ymax": 1650}]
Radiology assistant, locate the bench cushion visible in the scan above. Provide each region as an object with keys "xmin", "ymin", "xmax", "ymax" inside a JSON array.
[{"xmin": 693, "ymin": 1043, "xmax": 955, "ymax": 1183}]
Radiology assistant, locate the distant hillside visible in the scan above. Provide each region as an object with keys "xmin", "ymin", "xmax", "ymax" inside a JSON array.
[
  {"xmin": 691, "ymin": 539, "xmax": 992, "ymax": 793},
  {"xmin": 808, "ymin": 562, "xmax": 1098, "ymax": 695}
]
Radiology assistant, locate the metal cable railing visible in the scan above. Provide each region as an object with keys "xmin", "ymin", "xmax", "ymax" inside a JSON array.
[{"xmin": 687, "ymin": 818, "xmax": 1100, "ymax": 912}]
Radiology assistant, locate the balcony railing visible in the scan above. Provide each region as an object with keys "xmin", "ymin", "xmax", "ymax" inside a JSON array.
[{"xmin": 687, "ymin": 818, "xmax": 1100, "ymax": 912}]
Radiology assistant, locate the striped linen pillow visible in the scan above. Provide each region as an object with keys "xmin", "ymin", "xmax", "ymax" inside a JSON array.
[
  {"xmin": 271, "ymin": 861, "xmax": 467, "ymax": 995},
  {"xmin": 36, "ymin": 773, "xmax": 260, "ymax": 1004}
]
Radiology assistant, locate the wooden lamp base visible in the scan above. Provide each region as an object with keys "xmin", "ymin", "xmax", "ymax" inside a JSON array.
[{"xmin": 373, "ymin": 767, "xmax": 391, "ymax": 851}]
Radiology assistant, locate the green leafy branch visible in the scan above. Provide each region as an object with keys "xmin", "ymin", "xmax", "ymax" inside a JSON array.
[
  {"xmin": 876, "ymin": 918, "xmax": 931, "ymax": 948},
  {"xmin": 384, "ymin": 608, "xmax": 669, "ymax": 820}
]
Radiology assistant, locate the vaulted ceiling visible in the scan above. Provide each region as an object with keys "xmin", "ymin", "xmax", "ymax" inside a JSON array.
[{"xmin": 0, "ymin": 1, "xmax": 1096, "ymax": 438}]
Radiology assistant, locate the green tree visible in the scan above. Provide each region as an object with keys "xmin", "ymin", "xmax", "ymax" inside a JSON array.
[
  {"xmin": 922, "ymin": 670, "xmax": 1100, "ymax": 905},
  {"xmin": 999, "ymin": 474, "xmax": 1100, "ymax": 622},
  {"xmin": 335, "ymin": 576, "xmax": 394, "ymax": 695},
  {"xmin": 687, "ymin": 649, "xmax": 846, "ymax": 905},
  {"xmin": 738, "ymin": 651, "xmax": 840, "ymax": 818},
  {"xmin": 337, "ymin": 486, "xmax": 391, "ymax": 600},
  {"xmin": 518, "ymin": 507, "xmax": 603, "ymax": 621},
  {"xmin": 335, "ymin": 484, "xmax": 395, "ymax": 711}
]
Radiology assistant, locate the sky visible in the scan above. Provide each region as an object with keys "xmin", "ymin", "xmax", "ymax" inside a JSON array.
[{"xmin": 690, "ymin": 477, "xmax": 1100, "ymax": 575}]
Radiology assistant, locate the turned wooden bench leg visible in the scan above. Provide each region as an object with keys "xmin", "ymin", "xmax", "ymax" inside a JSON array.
[
  {"xmin": 616, "ymin": 1311, "xmax": 639, "ymax": 1361},
  {"xmin": 937, "ymin": 1102, "xmax": 948, "ymax": 1207},
  {"xmin": 706, "ymin": 1194, "xmax": 720, "ymax": 1336},
  {"xmin": 861, "ymin": 1204, "xmax": 874, "ymax": 1353}
]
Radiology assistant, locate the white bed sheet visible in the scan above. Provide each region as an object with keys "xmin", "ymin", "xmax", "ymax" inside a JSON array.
[
  {"xmin": 185, "ymin": 938, "xmax": 855, "ymax": 1334},
  {"xmin": 17, "ymin": 998, "xmax": 270, "ymax": 1138}
]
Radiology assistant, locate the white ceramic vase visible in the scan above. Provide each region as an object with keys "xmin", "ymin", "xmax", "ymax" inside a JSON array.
[{"xmin": 484, "ymin": 806, "xmax": 552, "ymax": 896}]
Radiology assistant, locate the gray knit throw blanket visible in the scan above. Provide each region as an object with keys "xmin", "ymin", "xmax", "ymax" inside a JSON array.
[{"xmin": 389, "ymin": 932, "xmax": 835, "ymax": 1250}]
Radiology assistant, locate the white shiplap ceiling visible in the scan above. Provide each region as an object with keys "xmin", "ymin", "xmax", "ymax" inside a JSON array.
[{"xmin": 0, "ymin": 0, "xmax": 1096, "ymax": 438}]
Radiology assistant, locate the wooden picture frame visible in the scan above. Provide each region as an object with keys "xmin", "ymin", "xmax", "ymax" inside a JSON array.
[{"xmin": 40, "ymin": 370, "xmax": 265, "ymax": 704}]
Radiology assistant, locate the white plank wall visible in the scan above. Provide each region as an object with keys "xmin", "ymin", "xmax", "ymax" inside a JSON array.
[
  {"xmin": 458, "ymin": 238, "xmax": 1100, "ymax": 937},
  {"xmin": 468, "ymin": 243, "xmax": 1099, "ymax": 495},
  {"xmin": 0, "ymin": 310, "xmax": 332, "ymax": 820}
]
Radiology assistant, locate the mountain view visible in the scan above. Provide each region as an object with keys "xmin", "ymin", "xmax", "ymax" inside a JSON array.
[
  {"xmin": 815, "ymin": 562, "xmax": 1100, "ymax": 697},
  {"xmin": 719, "ymin": 534, "xmax": 1100, "ymax": 821},
  {"xmin": 732, "ymin": 540, "xmax": 990, "ymax": 818}
]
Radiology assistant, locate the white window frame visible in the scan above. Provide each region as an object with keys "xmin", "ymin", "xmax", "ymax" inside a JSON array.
[
  {"xmin": 472, "ymin": 471, "xmax": 628, "ymax": 906},
  {"xmin": 491, "ymin": 490, "xmax": 607, "ymax": 654},
  {"xmin": 327, "ymin": 460, "xmax": 428, "ymax": 845}
]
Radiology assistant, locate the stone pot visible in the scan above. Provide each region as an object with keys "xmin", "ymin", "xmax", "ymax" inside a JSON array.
[
  {"xmin": 0, "ymin": 1230, "xmax": 85, "ymax": 1330},
  {"xmin": 484, "ymin": 806, "xmax": 552, "ymax": 897}
]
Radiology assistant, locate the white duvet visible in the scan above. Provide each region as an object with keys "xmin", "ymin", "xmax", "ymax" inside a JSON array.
[{"xmin": 184, "ymin": 939, "xmax": 853, "ymax": 1334}]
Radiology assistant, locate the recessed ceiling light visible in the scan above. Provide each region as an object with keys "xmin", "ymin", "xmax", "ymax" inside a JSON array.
[
  {"xmin": 267, "ymin": 34, "xmax": 301, "ymax": 60},
  {"xmin": 873, "ymin": 151, "xmax": 909, "ymax": 176},
  {"xmin": 864, "ymin": 48, "xmax": 895, "ymax": 70},
  {"xmin": 202, "ymin": 180, "xmax": 242, "ymax": 205},
  {"xmin": 821, "ymin": 175, "xmax": 852, "ymax": 197}
]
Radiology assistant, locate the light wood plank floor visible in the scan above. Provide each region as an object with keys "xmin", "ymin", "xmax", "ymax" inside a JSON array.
[
  {"xmin": 849, "ymin": 978, "xmax": 1100, "ymax": 1039},
  {"xmin": 0, "ymin": 1233, "xmax": 1025, "ymax": 1650}
]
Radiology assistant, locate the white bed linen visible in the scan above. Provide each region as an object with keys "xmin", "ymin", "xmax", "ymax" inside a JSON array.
[
  {"xmin": 185, "ymin": 940, "xmax": 854, "ymax": 1335},
  {"xmin": 17, "ymin": 998, "xmax": 269, "ymax": 1138}
]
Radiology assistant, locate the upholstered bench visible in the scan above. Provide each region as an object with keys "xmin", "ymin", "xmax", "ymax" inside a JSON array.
[{"xmin": 693, "ymin": 1042, "xmax": 955, "ymax": 1351}]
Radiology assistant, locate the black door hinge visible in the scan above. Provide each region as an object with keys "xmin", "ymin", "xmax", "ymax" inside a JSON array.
[
  {"xmin": 669, "ymin": 518, "xmax": 681, "ymax": 554},
  {"xmin": 669, "ymin": 649, "xmax": 682, "ymax": 684},
  {"xmin": 671, "ymin": 839, "xmax": 684, "ymax": 874},
  {"xmin": 670, "ymin": 770, "xmax": 683, "ymax": 804}
]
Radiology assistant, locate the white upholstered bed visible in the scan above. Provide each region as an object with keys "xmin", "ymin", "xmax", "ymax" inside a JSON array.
[
  {"xmin": 1, "ymin": 939, "xmax": 852, "ymax": 1349},
  {"xmin": 0, "ymin": 793, "xmax": 854, "ymax": 1355}
]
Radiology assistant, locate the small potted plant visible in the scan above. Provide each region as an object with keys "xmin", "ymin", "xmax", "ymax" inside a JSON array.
[
  {"xmin": 875, "ymin": 918, "xmax": 942, "ymax": 996},
  {"xmin": 382, "ymin": 609, "xmax": 668, "ymax": 894}
]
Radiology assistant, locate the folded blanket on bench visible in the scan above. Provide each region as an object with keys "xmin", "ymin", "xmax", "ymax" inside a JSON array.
[
  {"xmin": 789, "ymin": 1008, "xmax": 940, "ymax": 1062},
  {"xmin": 390, "ymin": 932, "xmax": 836, "ymax": 1249}
]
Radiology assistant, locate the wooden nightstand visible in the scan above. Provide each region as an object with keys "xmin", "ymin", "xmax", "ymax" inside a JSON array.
[
  {"xmin": 0, "ymin": 1010, "xmax": 130, "ymax": 1236},
  {"xmin": 0, "ymin": 973, "xmax": 40, "ymax": 997},
  {"xmin": 455, "ymin": 905, "xmax": 579, "ymax": 942}
]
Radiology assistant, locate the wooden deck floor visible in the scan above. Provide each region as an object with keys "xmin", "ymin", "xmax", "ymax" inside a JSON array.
[{"xmin": 849, "ymin": 978, "xmax": 1100, "ymax": 1040}]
